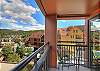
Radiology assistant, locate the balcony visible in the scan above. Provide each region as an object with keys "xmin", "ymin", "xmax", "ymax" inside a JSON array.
[
  {"xmin": 10, "ymin": 41, "xmax": 100, "ymax": 71},
  {"xmin": 10, "ymin": 0, "xmax": 100, "ymax": 71}
]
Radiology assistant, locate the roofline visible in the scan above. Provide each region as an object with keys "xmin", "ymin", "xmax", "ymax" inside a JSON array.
[{"xmin": 35, "ymin": 0, "xmax": 47, "ymax": 16}]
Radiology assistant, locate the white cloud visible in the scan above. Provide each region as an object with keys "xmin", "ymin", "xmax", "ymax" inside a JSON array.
[
  {"xmin": 0, "ymin": 0, "xmax": 44, "ymax": 30},
  {"xmin": 0, "ymin": 0, "xmax": 40, "ymax": 22},
  {"xmin": 1, "ymin": 0, "xmax": 36, "ymax": 17},
  {"xmin": 0, "ymin": 17, "xmax": 17, "ymax": 24},
  {"xmin": 22, "ymin": 24, "xmax": 45, "ymax": 31},
  {"xmin": 36, "ymin": 8, "xmax": 41, "ymax": 12}
]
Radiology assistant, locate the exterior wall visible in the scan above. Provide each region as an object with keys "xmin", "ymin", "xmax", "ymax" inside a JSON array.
[
  {"xmin": 58, "ymin": 26, "xmax": 84, "ymax": 44},
  {"xmin": 25, "ymin": 31, "xmax": 44, "ymax": 48}
]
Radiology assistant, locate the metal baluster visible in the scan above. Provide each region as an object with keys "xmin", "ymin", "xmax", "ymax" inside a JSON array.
[
  {"xmin": 71, "ymin": 46, "xmax": 72, "ymax": 65},
  {"xmin": 74, "ymin": 46, "xmax": 75, "ymax": 65}
]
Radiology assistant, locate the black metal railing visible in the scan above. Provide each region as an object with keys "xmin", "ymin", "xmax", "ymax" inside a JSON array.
[
  {"xmin": 57, "ymin": 41, "xmax": 100, "ymax": 70},
  {"xmin": 89, "ymin": 43, "xmax": 100, "ymax": 68},
  {"xmin": 57, "ymin": 41, "xmax": 88, "ymax": 70},
  {"xmin": 32, "ymin": 44, "xmax": 50, "ymax": 71},
  {"xmin": 58, "ymin": 41, "xmax": 85, "ymax": 44},
  {"xmin": 11, "ymin": 42, "xmax": 50, "ymax": 71}
]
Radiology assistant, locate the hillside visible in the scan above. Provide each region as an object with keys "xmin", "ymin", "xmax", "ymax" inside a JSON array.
[{"xmin": 0, "ymin": 29, "xmax": 44, "ymax": 38}]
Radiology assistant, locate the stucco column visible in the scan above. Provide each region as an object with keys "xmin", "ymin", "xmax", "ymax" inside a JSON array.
[
  {"xmin": 45, "ymin": 14, "xmax": 57, "ymax": 68},
  {"xmin": 84, "ymin": 19, "xmax": 89, "ymax": 66}
]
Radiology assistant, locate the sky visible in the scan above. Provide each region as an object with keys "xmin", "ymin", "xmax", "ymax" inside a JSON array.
[
  {"xmin": 91, "ymin": 21, "xmax": 100, "ymax": 31},
  {"xmin": 57, "ymin": 19, "xmax": 85, "ymax": 28},
  {"xmin": 0, "ymin": 0, "xmax": 86, "ymax": 31},
  {"xmin": 0, "ymin": 0, "xmax": 45, "ymax": 31}
]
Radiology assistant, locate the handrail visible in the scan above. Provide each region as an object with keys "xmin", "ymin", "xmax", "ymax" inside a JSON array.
[
  {"xmin": 11, "ymin": 42, "xmax": 49, "ymax": 71},
  {"xmin": 58, "ymin": 41, "xmax": 100, "ymax": 43},
  {"xmin": 31, "ymin": 45, "xmax": 50, "ymax": 71},
  {"xmin": 58, "ymin": 41, "xmax": 85, "ymax": 43},
  {"xmin": 57, "ymin": 44, "xmax": 87, "ymax": 47}
]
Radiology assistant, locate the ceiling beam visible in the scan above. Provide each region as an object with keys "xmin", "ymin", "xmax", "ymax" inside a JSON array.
[{"xmin": 57, "ymin": 14, "xmax": 90, "ymax": 18}]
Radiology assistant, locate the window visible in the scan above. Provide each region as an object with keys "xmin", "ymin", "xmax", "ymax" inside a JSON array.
[
  {"xmin": 73, "ymin": 30, "xmax": 75, "ymax": 32},
  {"xmin": 76, "ymin": 35, "xmax": 81, "ymax": 39},
  {"xmin": 34, "ymin": 42, "xmax": 37, "ymax": 45},
  {"xmin": 71, "ymin": 35, "xmax": 72, "ymax": 38},
  {"xmin": 34, "ymin": 38, "xmax": 37, "ymax": 41},
  {"xmin": 76, "ymin": 30, "xmax": 78, "ymax": 33},
  {"xmin": 66, "ymin": 34, "xmax": 69, "ymax": 36},
  {"xmin": 71, "ymin": 35, "xmax": 74, "ymax": 38}
]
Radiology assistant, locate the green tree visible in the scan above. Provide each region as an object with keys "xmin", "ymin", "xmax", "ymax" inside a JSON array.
[
  {"xmin": 7, "ymin": 53, "xmax": 21, "ymax": 63},
  {"xmin": 25, "ymin": 48, "xmax": 33, "ymax": 56},
  {"xmin": 21, "ymin": 64, "xmax": 33, "ymax": 71},
  {"xmin": 1, "ymin": 46, "xmax": 21, "ymax": 63},
  {"xmin": 1, "ymin": 47, "xmax": 13, "ymax": 60},
  {"xmin": 16, "ymin": 47, "xmax": 26, "ymax": 58}
]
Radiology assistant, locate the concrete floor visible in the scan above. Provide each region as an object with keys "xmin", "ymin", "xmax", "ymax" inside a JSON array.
[
  {"xmin": 0, "ymin": 63, "xmax": 17, "ymax": 71},
  {"xmin": 49, "ymin": 65, "xmax": 99, "ymax": 71}
]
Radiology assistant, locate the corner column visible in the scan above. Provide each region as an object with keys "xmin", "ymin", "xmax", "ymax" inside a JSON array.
[{"xmin": 45, "ymin": 14, "xmax": 57, "ymax": 68}]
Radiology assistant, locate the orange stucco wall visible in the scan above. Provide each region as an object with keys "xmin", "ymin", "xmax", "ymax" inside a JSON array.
[{"xmin": 45, "ymin": 14, "xmax": 57, "ymax": 68}]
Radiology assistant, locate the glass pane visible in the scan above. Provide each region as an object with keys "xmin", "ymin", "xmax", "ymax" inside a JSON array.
[{"xmin": 90, "ymin": 14, "xmax": 100, "ymax": 65}]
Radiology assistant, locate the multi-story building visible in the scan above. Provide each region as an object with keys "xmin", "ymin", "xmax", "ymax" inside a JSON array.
[
  {"xmin": 57, "ymin": 25, "xmax": 84, "ymax": 44},
  {"xmin": 57, "ymin": 26, "xmax": 85, "ymax": 58},
  {"xmin": 25, "ymin": 31, "xmax": 44, "ymax": 48}
]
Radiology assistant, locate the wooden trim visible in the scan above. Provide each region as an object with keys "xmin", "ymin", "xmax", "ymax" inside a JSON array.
[
  {"xmin": 35, "ymin": 0, "xmax": 47, "ymax": 16},
  {"xmin": 87, "ymin": 1, "xmax": 100, "ymax": 15},
  {"xmin": 87, "ymin": 9, "xmax": 100, "ymax": 20},
  {"xmin": 57, "ymin": 17, "xmax": 86, "ymax": 20},
  {"xmin": 57, "ymin": 14, "xmax": 89, "ymax": 20},
  {"xmin": 90, "ymin": 8, "xmax": 100, "ymax": 17}
]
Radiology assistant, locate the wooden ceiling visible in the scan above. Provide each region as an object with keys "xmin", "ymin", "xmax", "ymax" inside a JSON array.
[{"xmin": 36, "ymin": 0, "xmax": 100, "ymax": 18}]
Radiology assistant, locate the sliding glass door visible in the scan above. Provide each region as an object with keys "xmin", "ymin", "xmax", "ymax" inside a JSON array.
[{"xmin": 89, "ymin": 14, "xmax": 100, "ymax": 66}]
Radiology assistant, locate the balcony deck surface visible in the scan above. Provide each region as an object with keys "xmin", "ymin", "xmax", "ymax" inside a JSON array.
[{"xmin": 49, "ymin": 66, "xmax": 97, "ymax": 71}]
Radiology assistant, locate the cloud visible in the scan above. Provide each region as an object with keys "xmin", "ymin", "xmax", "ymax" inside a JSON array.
[
  {"xmin": 0, "ymin": 17, "xmax": 16, "ymax": 24},
  {"xmin": 0, "ymin": 0, "xmax": 44, "ymax": 30},
  {"xmin": 11, "ymin": 23, "xmax": 45, "ymax": 31},
  {"xmin": 22, "ymin": 24, "xmax": 45, "ymax": 31},
  {"xmin": 0, "ymin": 0, "xmax": 37, "ymax": 18},
  {"xmin": 0, "ymin": 17, "xmax": 45, "ymax": 31}
]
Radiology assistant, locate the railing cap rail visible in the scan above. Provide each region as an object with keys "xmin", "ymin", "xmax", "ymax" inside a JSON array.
[
  {"xmin": 11, "ymin": 42, "xmax": 49, "ymax": 71},
  {"xmin": 57, "ymin": 44, "xmax": 87, "ymax": 47},
  {"xmin": 31, "ymin": 46, "xmax": 50, "ymax": 71}
]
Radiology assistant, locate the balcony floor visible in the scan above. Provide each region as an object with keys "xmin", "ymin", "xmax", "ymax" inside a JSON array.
[{"xmin": 49, "ymin": 65, "xmax": 97, "ymax": 71}]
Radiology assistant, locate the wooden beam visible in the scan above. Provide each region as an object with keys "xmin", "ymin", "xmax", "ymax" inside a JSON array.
[
  {"xmin": 35, "ymin": 0, "xmax": 47, "ymax": 16},
  {"xmin": 57, "ymin": 14, "xmax": 89, "ymax": 20}
]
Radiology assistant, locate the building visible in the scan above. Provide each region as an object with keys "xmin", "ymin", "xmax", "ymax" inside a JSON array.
[
  {"xmin": 57, "ymin": 25, "xmax": 84, "ymax": 45},
  {"xmin": 25, "ymin": 31, "xmax": 44, "ymax": 48}
]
